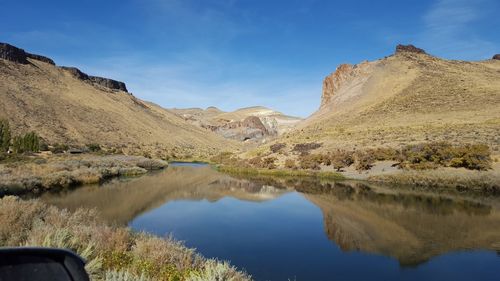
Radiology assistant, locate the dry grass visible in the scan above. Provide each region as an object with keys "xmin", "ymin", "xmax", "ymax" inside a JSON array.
[
  {"xmin": 0, "ymin": 196, "xmax": 251, "ymax": 281},
  {"xmin": 0, "ymin": 154, "xmax": 168, "ymax": 195},
  {"xmin": 369, "ymin": 168, "xmax": 500, "ymax": 193},
  {"xmin": 0, "ymin": 59, "xmax": 240, "ymax": 160}
]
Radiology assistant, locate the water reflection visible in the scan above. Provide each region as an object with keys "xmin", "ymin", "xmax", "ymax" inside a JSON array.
[{"xmin": 40, "ymin": 164, "xmax": 500, "ymax": 280}]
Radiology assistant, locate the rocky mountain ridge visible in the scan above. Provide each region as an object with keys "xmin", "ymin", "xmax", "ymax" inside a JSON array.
[
  {"xmin": 171, "ymin": 106, "xmax": 302, "ymax": 143},
  {"xmin": 0, "ymin": 42, "xmax": 239, "ymax": 159},
  {"xmin": 0, "ymin": 42, "xmax": 127, "ymax": 92}
]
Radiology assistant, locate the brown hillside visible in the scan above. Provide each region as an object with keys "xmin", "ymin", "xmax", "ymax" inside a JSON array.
[
  {"xmin": 0, "ymin": 46, "xmax": 239, "ymax": 159},
  {"xmin": 285, "ymin": 45, "xmax": 500, "ymax": 152}
]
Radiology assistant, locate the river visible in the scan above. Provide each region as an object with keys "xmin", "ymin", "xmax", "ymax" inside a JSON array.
[{"xmin": 39, "ymin": 163, "xmax": 500, "ymax": 281}]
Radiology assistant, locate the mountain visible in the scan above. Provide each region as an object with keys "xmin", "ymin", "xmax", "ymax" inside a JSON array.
[
  {"xmin": 283, "ymin": 45, "xmax": 500, "ymax": 151},
  {"xmin": 170, "ymin": 106, "xmax": 302, "ymax": 142},
  {"xmin": 0, "ymin": 42, "xmax": 239, "ymax": 159}
]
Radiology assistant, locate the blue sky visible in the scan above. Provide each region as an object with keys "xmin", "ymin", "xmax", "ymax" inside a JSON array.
[{"xmin": 1, "ymin": 0, "xmax": 499, "ymax": 117}]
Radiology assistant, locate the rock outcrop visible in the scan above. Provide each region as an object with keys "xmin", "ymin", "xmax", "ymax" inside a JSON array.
[
  {"xmin": 493, "ymin": 54, "xmax": 500, "ymax": 60},
  {"xmin": 395, "ymin": 44, "xmax": 426, "ymax": 54},
  {"xmin": 0, "ymin": 43, "xmax": 29, "ymax": 64},
  {"xmin": 61, "ymin": 66, "xmax": 128, "ymax": 92},
  {"xmin": 0, "ymin": 42, "xmax": 55, "ymax": 65},
  {"xmin": 321, "ymin": 61, "xmax": 373, "ymax": 108},
  {"xmin": 26, "ymin": 53, "xmax": 55, "ymax": 65},
  {"xmin": 1, "ymin": 42, "xmax": 127, "ymax": 92},
  {"xmin": 89, "ymin": 76, "xmax": 128, "ymax": 92}
]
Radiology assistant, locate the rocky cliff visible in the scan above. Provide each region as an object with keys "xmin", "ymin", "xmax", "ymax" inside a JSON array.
[
  {"xmin": 61, "ymin": 67, "xmax": 128, "ymax": 92},
  {"xmin": 0, "ymin": 42, "xmax": 55, "ymax": 65},
  {"xmin": 1, "ymin": 42, "xmax": 127, "ymax": 92}
]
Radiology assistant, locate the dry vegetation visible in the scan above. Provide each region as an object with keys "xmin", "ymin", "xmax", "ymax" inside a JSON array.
[
  {"xmin": 0, "ymin": 196, "xmax": 251, "ymax": 281},
  {"xmin": 212, "ymin": 141, "xmax": 498, "ymax": 191},
  {"xmin": 282, "ymin": 52, "xmax": 500, "ymax": 152},
  {"xmin": 369, "ymin": 169, "xmax": 500, "ymax": 193},
  {"xmin": 0, "ymin": 58, "xmax": 240, "ymax": 160},
  {"xmin": 0, "ymin": 154, "xmax": 168, "ymax": 196}
]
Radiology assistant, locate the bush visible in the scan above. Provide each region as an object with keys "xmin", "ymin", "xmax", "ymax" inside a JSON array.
[
  {"xmin": 262, "ymin": 157, "xmax": 277, "ymax": 169},
  {"xmin": 86, "ymin": 143, "xmax": 101, "ymax": 152},
  {"xmin": 298, "ymin": 154, "xmax": 321, "ymax": 170},
  {"xmin": 354, "ymin": 151, "xmax": 375, "ymax": 171},
  {"xmin": 401, "ymin": 142, "xmax": 491, "ymax": 171},
  {"xmin": 284, "ymin": 159, "xmax": 297, "ymax": 170},
  {"xmin": 270, "ymin": 143, "xmax": 286, "ymax": 153},
  {"xmin": 292, "ymin": 142, "xmax": 322, "ymax": 153},
  {"xmin": 329, "ymin": 150, "xmax": 354, "ymax": 171},
  {"xmin": 12, "ymin": 132, "xmax": 40, "ymax": 154},
  {"xmin": 0, "ymin": 119, "xmax": 11, "ymax": 153}
]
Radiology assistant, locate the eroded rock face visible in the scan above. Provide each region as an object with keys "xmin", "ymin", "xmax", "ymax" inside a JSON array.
[
  {"xmin": 26, "ymin": 53, "xmax": 55, "ymax": 65},
  {"xmin": 89, "ymin": 76, "xmax": 128, "ymax": 92},
  {"xmin": 395, "ymin": 44, "xmax": 426, "ymax": 54},
  {"xmin": 493, "ymin": 54, "xmax": 500, "ymax": 60},
  {"xmin": 321, "ymin": 62, "xmax": 373, "ymax": 108},
  {"xmin": 60, "ymin": 66, "xmax": 90, "ymax": 80},
  {"xmin": 61, "ymin": 66, "xmax": 128, "ymax": 92},
  {"xmin": 0, "ymin": 43, "xmax": 29, "ymax": 64},
  {"xmin": 0, "ymin": 42, "xmax": 55, "ymax": 65},
  {"xmin": 322, "ymin": 64, "xmax": 354, "ymax": 107}
]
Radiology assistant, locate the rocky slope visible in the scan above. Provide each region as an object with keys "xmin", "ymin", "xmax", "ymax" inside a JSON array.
[
  {"xmin": 277, "ymin": 44, "xmax": 500, "ymax": 152},
  {"xmin": 171, "ymin": 106, "xmax": 302, "ymax": 142},
  {"xmin": 0, "ymin": 42, "xmax": 239, "ymax": 159}
]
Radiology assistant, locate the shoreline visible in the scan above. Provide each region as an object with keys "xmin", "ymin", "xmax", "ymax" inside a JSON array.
[
  {"xmin": 214, "ymin": 161, "xmax": 500, "ymax": 195},
  {"xmin": 0, "ymin": 196, "xmax": 251, "ymax": 280},
  {"xmin": 0, "ymin": 154, "xmax": 168, "ymax": 196}
]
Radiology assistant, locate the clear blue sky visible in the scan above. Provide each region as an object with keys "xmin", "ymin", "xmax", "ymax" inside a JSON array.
[{"xmin": 2, "ymin": 0, "xmax": 499, "ymax": 117}]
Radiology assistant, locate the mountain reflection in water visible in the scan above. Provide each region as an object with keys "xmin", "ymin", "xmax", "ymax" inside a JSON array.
[{"xmin": 40, "ymin": 164, "xmax": 500, "ymax": 281}]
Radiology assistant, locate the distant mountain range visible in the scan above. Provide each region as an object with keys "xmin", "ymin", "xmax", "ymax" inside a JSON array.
[{"xmin": 170, "ymin": 106, "xmax": 302, "ymax": 142}]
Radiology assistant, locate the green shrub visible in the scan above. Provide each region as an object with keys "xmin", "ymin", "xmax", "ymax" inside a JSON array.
[
  {"xmin": 0, "ymin": 119, "xmax": 11, "ymax": 153},
  {"xmin": 12, "ymin": 132, "xmax": 40, "ymax": 154},
  {"xmin": 86, "ymin": 143, "xmax": 101, "ymax": 152}
]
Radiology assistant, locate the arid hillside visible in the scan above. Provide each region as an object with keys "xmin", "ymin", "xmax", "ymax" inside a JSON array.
[
  {"xmin": 171, "ymin": 106, "xmax": 302, "ymax": 142},
  {"xmin": 0, "ymin": 43, "xmax": 239, "ymax": 159},
  {"xmin": 280, "ymin": 45, "xmax": 500, "ymax": 152}
]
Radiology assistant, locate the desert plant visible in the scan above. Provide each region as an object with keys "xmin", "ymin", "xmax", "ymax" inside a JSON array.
[
  {"xmin": 270, "ymin": 143, "xmax": 286, "ymax": 153},
  {"xmin": 87, "ymin": 143, "xmax": 101, "ymax": 152},
  {"xmin": 354, "ymin": 151, "xmax": 375, "ymax": 171},
  {"xmin": 262, "ymin": 157, "xmax": 277, "ymax": 169},
  {"xmin": 329, "ymin": 150, "xmax": 355, "ymax": 171},
  {"xmin": 0, "ymin": 119, "xmax": 11, "ymax": 152},
  {"xmin": 292, "ymin": 142, "xmax": 322, "ymax": 153},
  {"xmin": 12, "ymin": 132, "xmax": 40, "ymax": 154},
  {"xmin": 284, "ymin": 159, "xmax": 297, "ymax": 170}
]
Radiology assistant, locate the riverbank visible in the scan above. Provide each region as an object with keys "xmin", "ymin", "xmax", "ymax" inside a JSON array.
[
  {"xmin": 0, "ymin": 154, "xmax": 168, "ymax": 196},
  {"xmin": 0, "ymin": 196, "xmax": 251, "ymax": 281},
  {"xmin": 215, "ymin": 161, "xmax": 500, "ymax": 194},
  {"xmin": 216, "ymin": 165, "xmax": 345, "ymax": 180}
]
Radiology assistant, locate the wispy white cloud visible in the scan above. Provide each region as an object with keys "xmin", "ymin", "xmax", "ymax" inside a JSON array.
[
  {"xmin": 418, "ymin": 0, "xmax": 496, "ymax": 59},
  {"xmin": 77, "ymin": 51, "xmax": 321, "ymax": 118}
]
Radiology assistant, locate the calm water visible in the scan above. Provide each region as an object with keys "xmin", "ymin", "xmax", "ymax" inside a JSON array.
[{"xmin": 41, "ymin": 163, "xmax": 500, "ymax": 281}]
